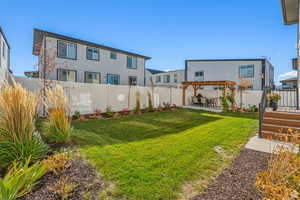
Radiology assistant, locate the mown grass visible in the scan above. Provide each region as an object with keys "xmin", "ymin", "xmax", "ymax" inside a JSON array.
[{"xmin": 72, "ymin": 109, "xmax": 258, "ymax": 200}]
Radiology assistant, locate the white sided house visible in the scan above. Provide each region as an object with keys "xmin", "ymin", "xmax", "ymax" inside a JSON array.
[
  {"xmin": 146, "ymin": 69, "xmax": 185, "ymax": 87},
  {"xmin": 0, "ymin": 26, "xmax": 11, "ymax": 84},
  {"xmin": 185, "ymin": 59, "xmax": 274, "ymax": 90},
  {"xmin": 32, "ymin": 29, "xmax": 151, "ymax": 86}
]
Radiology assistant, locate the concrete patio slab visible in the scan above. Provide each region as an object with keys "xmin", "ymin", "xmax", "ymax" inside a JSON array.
[{"xmin": 245, "ymin": 135, "xmax": 298, "ymax": 154}]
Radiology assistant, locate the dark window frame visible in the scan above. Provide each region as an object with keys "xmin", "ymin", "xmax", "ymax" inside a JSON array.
[
  {"xmin": 156, "ymin": 75, "xmax": 161, "ymax": 83},
  {"xmin": 110, "ymin": 52, "xmax": 117, "ymax": 60},
  {"xmin": 106, "ymin": 74, "xmax": 120, "ymax": 85},
  {"xmin": 57, "ymin": 68, "xmax": 77, "ymax": 82},
  {"xmin": 84, "ymin": 71, "xmax": 101, "ymax": 84},
  {"xmin": 86, "ymin": 46, "xmax": 100, "ymax": 61},
  {"xmin": 163, "ymin": 74, "xmax": 170, "ymax": 83},
  {"xmin": 127, "ymin": 56, "xmax": 137, "ymax": 69},
  {"xmin": 239, "ymin": 65, "xmax": 255, "ymax": 78},
  {"xmin": 128, "ymin": 76, "xmax": 137, "ymax": 85},
  {"xmin": 57, "ymin": 40, "xmax": 77, "ymax": 60}
]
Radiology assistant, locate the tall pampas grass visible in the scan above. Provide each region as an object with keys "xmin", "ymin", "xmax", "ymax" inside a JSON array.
[
  {"xmin": 45, "ymin": 86, "xmax": 71, "ymax": 143},
  {"xmin": 0, "ymin": 81, "xmax": 38, "ymax": 142},
  {"xmin": 0, "ymin": 81, "xmax": 48, "ymax": 166}
]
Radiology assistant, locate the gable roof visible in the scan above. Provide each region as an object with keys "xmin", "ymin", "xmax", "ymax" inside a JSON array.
[
  {"xmin": 32, "ymin": 29, "xmax": 151, "ymax": 59},
  {"xmin": 0, "ymin": 26, "xmax": 10, "ymax": 49}
]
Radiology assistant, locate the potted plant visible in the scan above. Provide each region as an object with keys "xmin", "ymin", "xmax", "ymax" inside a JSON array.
[{"xmin": 267, "ymin": 93, "xmax": 281, "ymax": 111}]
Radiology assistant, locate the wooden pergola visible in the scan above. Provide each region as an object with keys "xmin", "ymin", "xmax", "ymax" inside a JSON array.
[{"xmin": 182, "ymin": 81, "xmax": 236, "ymax": 106}]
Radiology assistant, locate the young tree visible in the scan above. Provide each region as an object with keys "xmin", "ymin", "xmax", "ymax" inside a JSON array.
[{"xmin": 238, "ymin": 78, "xmax": 253, "ymax": 108}]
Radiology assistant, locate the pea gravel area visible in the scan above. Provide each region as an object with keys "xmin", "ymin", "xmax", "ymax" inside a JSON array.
[{"xmin": 192, "ymin": 149, "xmax": 270, "ymax": 200}]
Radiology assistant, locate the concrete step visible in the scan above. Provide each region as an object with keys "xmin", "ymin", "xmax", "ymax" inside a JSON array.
[
  {"xmin": 263, "ymin": 118, "xmax": 300, "ymax": 128},
  {"xmin": 261, "ymin": 123, "xmax": 300, "ymax": 133},
  {"xmin": 264, "ymin": 112, "xmax": 300, "ymax": 121}
]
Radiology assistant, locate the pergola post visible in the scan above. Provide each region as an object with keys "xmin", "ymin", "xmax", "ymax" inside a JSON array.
[{"xmin": 182, "ymin": 85, "xmax": 187, "ymax": 106}]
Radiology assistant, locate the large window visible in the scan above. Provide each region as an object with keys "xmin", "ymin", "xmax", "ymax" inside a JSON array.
[
  {"xmin": 239, "ymin": 65, "xmax": 254, "ymax": 78},
  {"xmin": 163, "ymin": 75, "xmax": 170, "ymax": 83},
  {"xmin": 110, "ymin": 52, "xmax": 117, "ymax": 59},
  {"xmin": 57, "ymin": 69, "xmax": 77, "ymax": 82},
  {"xmin": 107, "ymin": 74, "xmax": 120, "ymax": 85},
  {"xmin": 57, "ymin": 40, "xmax": 77, "ymax": 59},
  {"xmin": 86, "ymin": 47, "xmax": 99, "ymax": 61},
  {"xmin": 194, "ymin": 71, "xmax": 204, "ymax": 81},
  {"xmin": 155, "ymin": 75, "xmax": 161, "ymax": 83},
  {"xmin": 174, "ymin": 73, "xmax": 178, "ymax": 83},
  {"xmin": 85, "ymin": 72, "xmax": 101, "ymax": 84},
  {"xmin": 128, "ymin": 76, "xmax": 137, "ymax": 85},
  {"xmin": 127, "ymin": 56, "xmax": 137, "ymax": 69}
]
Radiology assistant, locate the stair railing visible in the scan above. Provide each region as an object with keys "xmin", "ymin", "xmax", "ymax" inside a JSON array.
[{"xmin": 259, "ymin": 87, "xmax": 271, "ymax": 138}]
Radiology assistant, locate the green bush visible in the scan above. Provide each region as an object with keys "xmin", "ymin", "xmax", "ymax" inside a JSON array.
[
  {"xmin": 220, "ymin": 96, "xmax": 229, "ymax": 112},
  {"xmin": 0, "ymin": 134, "xmax": 48, "ymax": 167},
  {"xmin": 147, "ymin": 92, "xmax": 153, "ymax": 111},
  {"xmin": 0, "ymin": 158, "xmax": 47, "ymax": 200}
]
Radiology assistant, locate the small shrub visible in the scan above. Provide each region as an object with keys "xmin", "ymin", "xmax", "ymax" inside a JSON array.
[
  {"xmin": 147, "ymin": 92, "xmax": 153, "ymax": 111},
  {"xmin": 105, "ymin": 106, "xmax": 114, "ymax": 117},
  {"xmin": 43, "ymin": 153, "xmax": 71, "ymax": 175},
  {"xmin": 220, "ymin": 96, "xmax": 229, "ymax": 112},
  {"xmin": 163, "ymin": 102, "xmax": 171, "ymax": 110},
  {"xmin": 248, "ymin": 105, "xmax": 258, "ymax": 113},
  {"xmin": 122, "ymin": 108, "xmax": 129, "ymax": 115},
  {"xmin": 48, "ymin": 177, "xmax": 78, "ymax": 200},
  {"xmin": 0, "ymin": 133, "xmax": 48, "ymax": 167},
  {"xmin": 74, "ymin": 111, "xmax": 81, "ymax": 119},
  {"xmin": 0, "ymin": 158, "xmax": 47, "ymax": 200},
  {"xmin": 135, "ymin": 91, "xmax": 141, "ymax": 114},
  {"xmin": 267, "ymin": 93, "xmax": 281, "ymax": 102},
  {"xmin": 45, "ymin": 86, "xmax": 72, "ymax": 143},
  {"xmin": 256, "ymin": 147, "xmax": 300, "ymax": 200}
]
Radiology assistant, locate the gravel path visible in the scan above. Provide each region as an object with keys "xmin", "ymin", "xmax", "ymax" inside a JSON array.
[{"xmin": 192, "ymin": 149, "xmax": 270, "ymax": 200}]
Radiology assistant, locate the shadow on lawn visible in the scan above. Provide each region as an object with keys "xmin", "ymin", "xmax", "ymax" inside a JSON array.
[{"xmin": 71, "ymin": 109, "xmax": 223, "ymax": 147}]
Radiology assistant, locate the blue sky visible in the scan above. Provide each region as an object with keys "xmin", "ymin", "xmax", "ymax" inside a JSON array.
[{"xmin": 0, "ymin": 0, "xmax": 297, "ymax": 84}]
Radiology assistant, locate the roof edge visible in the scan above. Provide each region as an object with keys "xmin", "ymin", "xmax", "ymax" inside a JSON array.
[
  {"xmin": 0, "ymin": 26, "xmax": 10, "ymax": 49},
  {"xmin": 185, "ymin": 58, "xmax": 269, "ymax": 62},
  {"xmin": 32, "ymin": 28, "xmax": 151, "ymax": 59}
]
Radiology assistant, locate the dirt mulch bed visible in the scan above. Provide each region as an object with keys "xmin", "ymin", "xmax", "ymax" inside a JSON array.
[
  {"xmin": 192, "ymin": 149, "xmax": 270, "ymax": 200},
  {"xmin": 19, "ymin": 159, "xmax": 104, "ymax": 200}
]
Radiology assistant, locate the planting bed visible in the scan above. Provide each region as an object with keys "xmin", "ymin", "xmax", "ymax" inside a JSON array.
[
  {"xmin": 18, "ymin": 159, "xmax": 104, "ymax": 200},
  {"xmin": 192, "ymin": 149, "xmax": 269, "ymax": 200}
]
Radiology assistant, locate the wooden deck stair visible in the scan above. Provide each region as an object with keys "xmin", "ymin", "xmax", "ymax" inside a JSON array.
[{"xmin": 261, "ymin": 111, "xmax": 300, "ymax": 139}]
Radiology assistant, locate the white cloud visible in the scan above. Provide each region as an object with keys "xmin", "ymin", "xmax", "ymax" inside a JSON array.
[{"xmin": 278, "ymin": 71, "xmax": 297, "ymax": 81}]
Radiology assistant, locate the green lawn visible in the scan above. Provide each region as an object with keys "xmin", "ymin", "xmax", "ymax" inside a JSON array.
[{"xmin": 72, "ymin": 109, "xmax": 258, "ymax": 200}]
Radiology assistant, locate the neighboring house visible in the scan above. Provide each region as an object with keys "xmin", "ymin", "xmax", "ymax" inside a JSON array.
[
  {"xmin": 147, "ymin": 69, "xmax": 185, "ymax": 87},
  {"xmin": 0, "ymin": 26, "xmax": 11, "ymax": 84},
  {"xmin": 32, "ymin": 29, "xmax": 151, "ymax": 86},
  {"xmin": 185, "ymin": 59, "xmax": 274, "ymax": 90},
  {"xmin": 280, "ymin": 77, "xmax": 297, "ymax": 89},
  {"xmin": 281, "ymin": 0, "xmax": 300, "ymax": 106}
]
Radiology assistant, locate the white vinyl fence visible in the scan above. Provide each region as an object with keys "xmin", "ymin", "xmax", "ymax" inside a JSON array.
[
  {"xmin": 15, "ymin": 76, "xmax": 265, "ymax": 115},
  {"xmin": 15, "ymin": 76, "xmax": 186, "ymax": 115}
]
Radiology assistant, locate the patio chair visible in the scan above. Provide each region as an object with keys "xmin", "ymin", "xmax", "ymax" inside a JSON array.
[{"xmin": 200, "ymin": 97, "xmax": 207, "ymax": 107}]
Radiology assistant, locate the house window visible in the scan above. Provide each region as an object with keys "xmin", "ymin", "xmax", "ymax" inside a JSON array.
[
  {"xmin": 239, "ymin": 65, "xmax": 254, "ymax": 78},
  {"xmin": 110, "ymin": 52, "xmax": 117, "ymax": 59},
  {"xmin": 2, "ymin": 42, "xmax": 5, "ymax": 58},
  {"xmin": 128, "ymin": 76, "xmax": 137, "ymax": 85},
  {"xmin": 86, "ymin": 47, "xmax": 99, "ymax": 61},
  {"xmin": 127, "ymin": 56, "xmax": 137, "ymax": 69},
  {"xmin": 57, "ymin": 40, "xmax": 77, "ymax": 59},
  {"xmin": 156, "ymin": 75, "xmax": 161, "ymax": 83},
  {"xmin": 85, "ymin": 72, "xmax": 101, "ymax": 84},
  {"xmin": 163, "ymin": 75, "xmax": 170, "ymax": 83},
  {"xmin": 195, "ymin": 71, "xmax": 204, "ymax": 81},
  {"xmin": 57, "ymin": 69, "xmax": 77, "ymax": 82},
  {"xmin": 174, "ymin": 73, "xmax": 178, "ymax": 83},
  {"xmin": 107, "ymin": 74, "xmax": 120, "ymax": 85}
]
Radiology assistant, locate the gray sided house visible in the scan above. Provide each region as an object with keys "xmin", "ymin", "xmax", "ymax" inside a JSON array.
[
  {"xmin": 185, "ymin": 59, "xmax": 274, "ymax": 90},
  {"xmin": 0, "ymin": 26, "xmax": 11, "ymax": 84},
  {"xmin": 146, "ymin": 69, "xmax": 185, "ymax": 87},
  {"xmin": 32, "ymin": 29, "xmax": 151, "ymax": 86}
]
